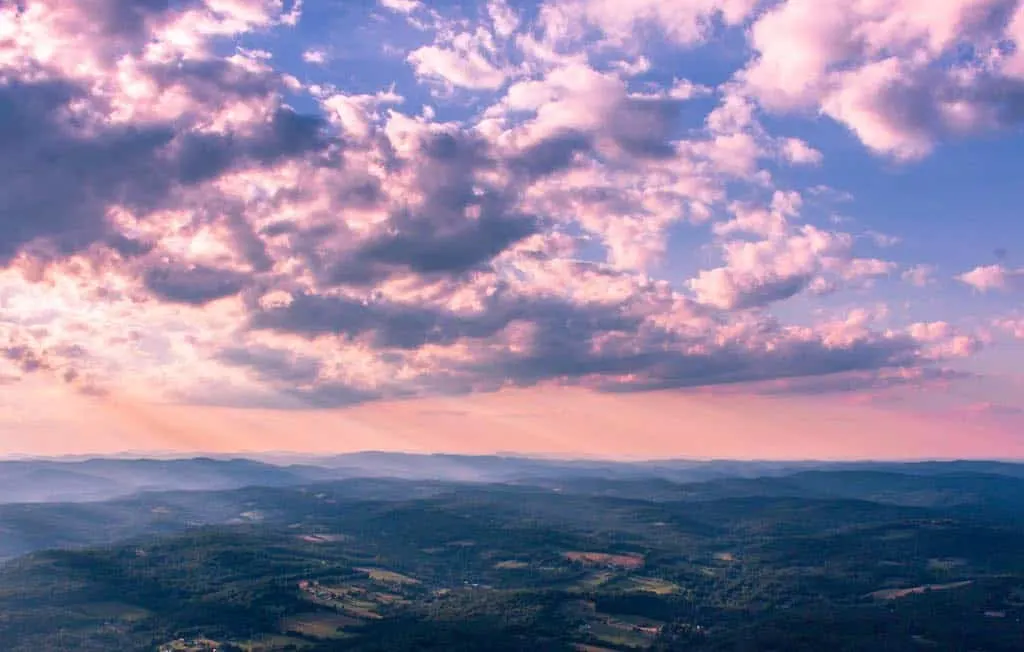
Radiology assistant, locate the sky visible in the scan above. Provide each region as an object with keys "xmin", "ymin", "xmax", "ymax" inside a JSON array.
[{"xmin": 1, "ymin": 0, "xmax": 1024, "ymax": 459}]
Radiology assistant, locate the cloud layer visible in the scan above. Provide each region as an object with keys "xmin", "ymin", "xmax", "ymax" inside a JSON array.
[{"xmin": 0, "ymin": 0, "xmax": 1019, "ymax": 411}]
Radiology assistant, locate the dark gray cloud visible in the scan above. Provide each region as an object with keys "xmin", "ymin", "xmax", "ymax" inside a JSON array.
[
  {"xmin": 277, "ymin": 382, "xmax": 382, "ymax": 409},
  {"xmin": 505, "ymin": 97, "xmax": 683, "ymax": 182},
  {"xmin": 223, "ymin": 213, "xmax": 276, "ymax": 273},
  {"xmin": 239, "ymin": 124, "xmax": 597, "ymax": 294},
  {"xmin": 325, "ymin": 200, "xmax": 539, "ymax": 285},
  {"xmin": 246, "ymin": 266, "xmax": 933, "ymax": 399},
  {"xmin": 2, "ymin": 345, "xmax": 48, "ymax": 374},
  {"xmin": 729, "ymin": 274, "xmax": 815, "ymax": 310},
  {"xmin": 0, "ymin": 79, "xmax": 174, "ymax": 261},
  {"xmin": 454, "ymin": 309, "xmax": 924, "ymax": 394},
  {"xmin": 567, "ymin": 333, "xmax": 919, "ymax": 394},
  {"xmin": 244, "ymin": 283, "xmax": 935, "ymax": 403},
  {"xmin": 171, "ymin": 107, "xmax": 335, "ymax": 185},
  {"xmin": 509, "ymin": 129, "xmax": 593, "ymax": 180},
  {"xmin": 607, "ymin": 96, "xmax": 685, "ymax": 159},
  {"xmin": 249, "ymin": 293, "xmax": 500, "ymax": 349},
  {"xmin": 238, "ymin": 290, "xmax": 654, "ymax": 407},
  {"xmin": 0, "ymin": 12, "xmax": 326, "ymax": 270},
  {"xmin": 211, "ymin": 345, "xmax": 380, "ymax": 409},
  {"xmin": 105, "ymin": 233, "xmax": 157, "ymax": 258},
  {"xmin": 143, "ymin": 57, "xmax": 282, "ymax": 113},
  {"xmin": 249, "ymin": 290, "xmax": 638, "ymax": 351},
  {"xmin": 143, "ymin": 263, "xmax": 250, "ymax": 304},
  {"xmin": 309, "ymin": 130, "xmax": 538, "ymax": 286},
  {"xmin": 1, "ymin": 341, "xmax": 105, "ymax": 394},
  {"xmin": 0, "ymin": 76, "xmax": 332, "ymax": 265},
  {"xmin": 744, "ymin": 367, "xmax": 973, "ymax": 396},
  {"xmin": 84, "ymin": 0, "xmax": 197, "ymax": 31},
  {"xmin": 217, "ymin": 345, "xmax": 323, "ymax": 385},
  {"xmin": 51, "ymin": 0, "xmax": 202, "ymax": 55},
  {"xmin": 836, "ymin": 62, "xmax": 1024, "ymax": 158}
]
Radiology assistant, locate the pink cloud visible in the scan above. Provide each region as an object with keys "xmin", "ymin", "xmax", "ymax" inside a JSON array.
[
  {"xmin": 538, "ymin": 0, "xmax": 759, "ymax": 49},
  {"xmin": 408, "ymin": 44, "xmax": 508, "ymax": 90},
  {"xmin": 994, "ymin": 317, "xmax": 1024, "ymax": 338},
  {"xmin": 902, "ymin": 264, "xmax": 937, "ymax": 287},
  {"xmin": 779, "ymin": 137, "xmax": 824, "ymax": 166},
  {"xmin": 692, "ymin": 216, "xmax": 895, "ymax": 310},
  {"xmin": 958, "ymin": 264, "xmax": 1024, "ymax": 292},
  {"xmin": 741, "ymin": 0, "xmax": 1024, "ymax": 159},
  {"xmin": 379, "ymin": 0, "xmax": 422, "ymax": 14}
]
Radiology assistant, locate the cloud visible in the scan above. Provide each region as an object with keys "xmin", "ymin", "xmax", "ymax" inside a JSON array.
[
  {"xmin": 494, "ymin": 64, "xmax": 690, "ymax": 161},
  {"xmin": 538, "ymin": 0, "xmax": 758, "ymax": 48},
  {"xmin": 713, "ymin": 190, "xmax": 801, "ymax": 239},
  {"xmin": 908, "ymin": 321, "xmax": 983, "ymax": 359},
  {"xmin": 408, "ymin": 45, "xmax": 508, "ymax": 91},
  {"xmin": 0, "ymin": 78, "xmax": 172, "ymax": 262},
  {"xmin": 695, "ymin": 208, "xmax": 895, "ymax": 311},
  {"xmin": 0, "ymin": 0, "xmax": 334, "ymax": 268},
  {"xmin": 0, "ymin": 338, "xmax": 106, "ymax": 395},
  {"xmin": 0, "ymin": 75, "xmax": 331, "ymax": 264},
  {"xmin": 405, "ymin": 3, "xmax": 521, "ymax": 91},
  {"xmin": 482, "ymin": 63, "xmax": 734, "ymax": 269},
  {"xmin": 865, "ymin": 231, "xmax": 900, "ymax": 248},
  {"xmin": 572, "ymin": 330, "xmax": 925, "ymax": 394},
  {"xmin": 328, "ymin": 207, "xmax": 538, "ymax": 284},
  {"xmin": 4, "ymin": 0, "xmax": 300, "ymax": 77},
  {"xmin": 0, "ymin": 0, "xmax": 1008, "ymax": 413},
  {"xmin": 779, "ymin": 137, "xmax": 824, "ymax": 166},
  {"xmin": 958, "ymin": 264, "xmax": 1024, "ymax": 292},
  {"xmin": 143, "ymin": 263, "xmax": 250, "ymax": 305},
  {"xmin": 994, "ymin": 317, "xmax": 1024, "ymax": 339},
  {"xmin": 248, "ymin": 283, "xmax": 636, "ymax": 354},
  {"xmin": 299, "ymin": 128, "xmax": 542, "ymax": 285},
  {"xmin": 379, "ymin": 0, "xmax": 422, "ymax": 14},
  {"xmin": 719, "ymin": 366, "xmax": 973, "ymax": 398},
  {"xmin": 302, "ymin": 49, "xmax": 328, "ymax": 65},
  {"xmin": 218, "ymin": 344, "xmax": 321, "ymax": 384},
  {"xmin": 902, "ymin": 264, "xmax": 937, "ymax": 287},
  {"xmin": 487, "ymin": 0, "xmax": 520, "ymax": 38},
  {"xmin": 740, "ymin": 0, "xmax": 1024, "ymax": 159}
]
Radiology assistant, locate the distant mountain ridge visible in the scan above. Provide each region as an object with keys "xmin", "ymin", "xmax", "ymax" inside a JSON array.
[
  {"xmin": 3, "ymin": 452, "xmax": 1024, "ymax": 505},
  {"xmin": 0, "ymin": 457, "xmax": 320, "ymax": 503},
  {"xmin": 3, "ymin": 460, "xmax": 1024, "ymax": 562}
]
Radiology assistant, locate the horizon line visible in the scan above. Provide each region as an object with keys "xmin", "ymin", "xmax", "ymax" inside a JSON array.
[{"xmin": 3, "ymin": 449, "xmax": 1024, "ymax": 465}]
